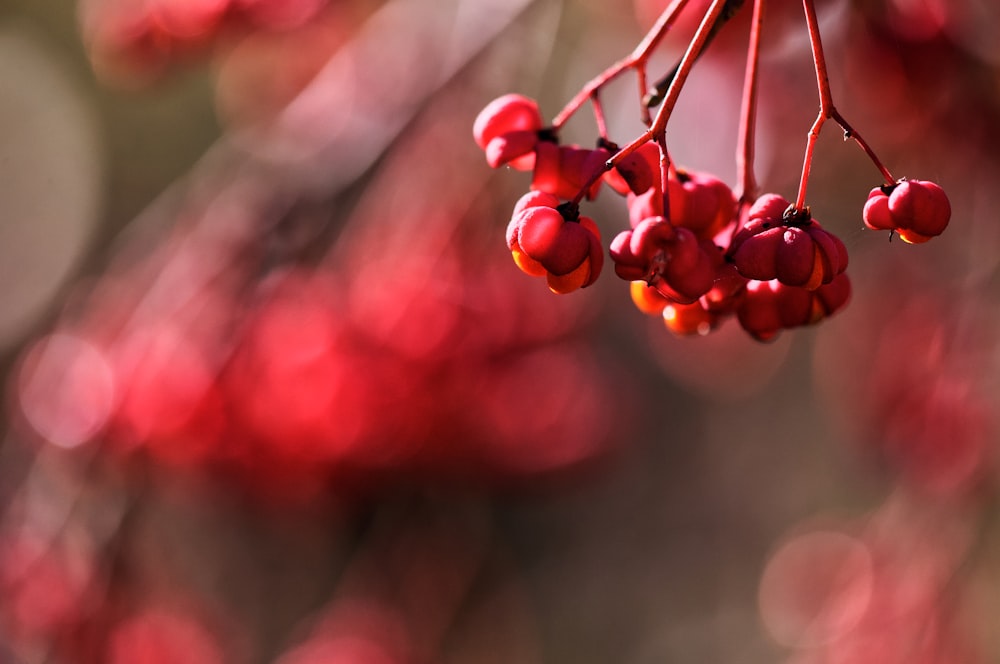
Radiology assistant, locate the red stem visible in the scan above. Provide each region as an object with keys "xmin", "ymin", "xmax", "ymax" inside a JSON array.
[
  {"xmin": 792, "ymin": 0, "xmax": 830, "ymax": 212},
  {"xmin": 656, "ymin": 135, "xmax": 671, "ymax": 220},
  {"xmin": 551, "ymin": 0, "xmax": 689, "ymax": 130},
  {"xmin": 570, "ymin": 0, "xmax": 730, "ymax": 205},
  {"xmin": 832, "ymin": 108, "xmax": 896, "ymax": 185},
  {"xmin": 637, "ymin": 65, "xmax": 652, "ymax": 127},
  {"xmin": 735, "ymin": 0, "xmax": 764, "ymax": 205},
  {"xmin": 649, "ymin": 0, "xmax": 730, "ymax": 140},
  {"xmin": 634, "ymin": 0, "xmax": 692, "ymax": 60},
  {"xmin": 592, "ymin": 92, "xmax": 610, "ymax": 140},
  {"xmin": 794, "ymin": 0, "xmax": 894, "ymax": 211}
]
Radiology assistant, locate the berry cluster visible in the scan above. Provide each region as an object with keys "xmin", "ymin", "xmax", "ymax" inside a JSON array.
[{"xmin": 475, "ymin": 0, "xmax": 951, "ymax": 341}]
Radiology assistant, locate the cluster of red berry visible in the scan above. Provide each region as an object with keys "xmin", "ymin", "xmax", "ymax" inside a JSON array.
[
  {"xmin": 475, "ymin": 0, "xmax": 951, "ymax": 342},
  {"xmin": 78, "ymin": 0, "xmax": 329, "ymax": 82}
]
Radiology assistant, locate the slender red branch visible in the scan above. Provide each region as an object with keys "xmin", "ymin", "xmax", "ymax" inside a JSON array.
[
  {"xmin": 551, "ymin": 57, "xmax": 632, "ymax": 130},
  {"xmin": 591, "ymin": 92, "xmax": 610, "ymax": 140},
  {"xmin": 793, "ymin": 113, "xmax": 822, "ymax": 213},
  {"xmin": 637, "ymin": 64, "xmax": 652, "ymax": 126},
  {"xmin": 793, "ymin": 0, "xmax": 830, "ymax": 211},
  {"xmin": 633, "ymin": 0, "xmax": 692, "ymax": 59},
  {"xmin": 735, "ymin": 0, "xmax": 764, "ymax": 205},
  {"xmin": 794, "ymin": 0, "xmax": 894, "ymax": 210},
  {"xmin": 805, "ymin": 0, "xmax": 834, "ymax": 110},
  {"xmin": 832, "ymin": 108, "xmax": 895, "ymax": 185},
  {"xmin": 551, "ymin": 0, "xmax": 689, "ymax": 130},
  {"xmin": 649, "ymin": 0, "xmax": 730, "ymax": 140},
  {"xmin": 656, "ymin": 134, "xmax": 671, "ymax": 220},
  {"xmin": 569, "ymin": 0, "xmax": 730, "ymax": 205},
  {"xmin": 644, "ymin": 0, "xmax": 747, "ymax": 108}
]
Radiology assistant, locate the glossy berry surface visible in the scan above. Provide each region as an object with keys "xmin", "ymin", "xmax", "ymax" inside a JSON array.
[{"xmin": 863, "ymin": 179, "xmax": 951, "ymax": 243}]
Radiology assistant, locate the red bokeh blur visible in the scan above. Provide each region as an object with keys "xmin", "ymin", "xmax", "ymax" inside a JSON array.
[{"xmin": 1, "ymin": 0, "xmax": 998, "ymax": 662}]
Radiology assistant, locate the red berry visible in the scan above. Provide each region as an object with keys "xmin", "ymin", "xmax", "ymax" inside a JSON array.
[
  {"xmin": 699, "ymin": 261, "xmax": 747, "ymax": 315},
  {"xmin": 473, "ymin": 94, "xmax": 543, "ymax": 169},
  {"xmin": 747, "ymin": 192, "xmax": 789, "ymax": 222},
  {"xmin": 662, "ymin": 300, "xmax": 718, "ymax": 336},
  {"xmin": 862, "ymin": 179, "xmax": 950, "ymax": 243},
  {"xmin": 629, "ymin": 280, "xmax": 670, "ymax": 315},
  {"xmin": 811, "ymin": 272, "xmax": 851, "ymax": 321},
  {"xmin": 736, "ymin": 272, "xmax": 850, "ymax": 342},
  {"xmin": 507, "ymin": 198, "xmax": 602, "ymax": 293},
  {"xmin": 516, "ymin": 207, "xmax": 591, "ymax": 275},
  {"xmin": 730, "ymin": 195, "xmax": 847, "ymax": 290},
  {"xmin": 609, "ymin": 217, "xmax": 674, "ymax": 281},
  {"xmin": 888, "ymin": 179, "xmax": 951, "ymax": 241},
  {"xmin": 473, "ymin": 94, "xmax": 542, "ymax": 149},
  {"xmin": 610, "ymin": 217, "xmax": 716, "ymax": 302},
  {"xmin": 736, "ymin": 280, "xmax": 784, "ymax": 341},
  {"xmin": 606, "ymin": 143, "xmax": 660, "ymax": 196},
  {"xmin": 507, "ymin": 191, "xmax": 560, "ymax": 251},
  {"xmin": 666, "ymin": 169, "xmax": 736, "ymax": 240},
  {"xmin": 483, "ymin": 130, "xmax": 538, "ymax": 169},
  {"xmin": 660, "ymin": 229, "xmax": 716, "ymax": 301},
  {"xmin": 626, "ymin": 187, "xmax": 663, "ymax": 228},
  {"xmin": 531, "ymin": 143, "xmax": 609, "ymax": 201},
  {"xmin": 862, "ymin": 188, "xmax": 894, "ymax": 231}
]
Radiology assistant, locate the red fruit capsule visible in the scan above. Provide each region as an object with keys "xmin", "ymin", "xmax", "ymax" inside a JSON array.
[
  {"xmin": 862, "ymin": 179, "xmax": 951, "ymax": 243},
  {"xmin": 473, "ymin": 94, "xmax": 543, "ymax": 169},
  {"xmin": 889, "ymin": 179, "xmax": 951, "ymax": 242},
  {"xmin": 517, "ymin": 207, "xmax": 592, "ymax": 276},
  {"xmin": 531, "ymin": 143, "xmax": 609, "ymax": 201},
  {"xmin": 610, "ymin": 217, "xmax": 673, "ymax": 281},
  {"xmin": 610, "ymin": 217, "xmax": 715, "ymax": 302},
  {"xmin": 666, "ymin": 169, "xmax": 736, "ymax": 240},
  {"xmin": 473, "ymin": 94, "xmax": 542, "ymax": 149},
  {"xmin": 507, "ymin": 197, "xmax": 602, "ymax": 293},
  {"xmin": 606, "ymin": 143, "xmax": 660, "ymax": 196},
  {"xmin": 862, "ymin": 188, "xmax": 894, "ymax": 231},
  {"xmin": 730, "ymin": 194, "xmax": 848, "ymax": 290},
  {"xmin": 737, "ymin": 280, "xmax": 784, "ymax": 341},
  {"xmin": 629, "ymin": 280, "xmax": 670, "ymax": 315}
]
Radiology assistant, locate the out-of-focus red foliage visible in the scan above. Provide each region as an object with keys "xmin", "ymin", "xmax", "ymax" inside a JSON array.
[
  {"xmin": 3, "ymin": 0, "xmax": 1000, "ymax": 663},
  {"xmin": 814, "ymin": 258, "xmax": 998, "ymax": 498},
  {"xmin": 13, "ymin": 215, "xmax": 621, "ymax": 505},
  {"xmin": 0, "ymin": 528, "xmax": 97, "ymax": 647},
  {"xmin": 762, "ymin": 503, "xmax": 983, "ymax": 664},
  {"xmin": 78, "ymin": 0, "xmax": 334, "ymax": 85},
  {"xmin": 105, "ymin": 608, "xmax": 228, "ymax": 664}
]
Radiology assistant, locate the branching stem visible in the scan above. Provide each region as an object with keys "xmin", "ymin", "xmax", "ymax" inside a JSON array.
[
  {"xmin": 644, "ymin": 0, "xmax": 747, "ymax": 108},
  {"xmin": 570, "ymin": 0, "xmax": 731, "ymax": 205},
  {"xmin": 551, "ymin": 0, "xmax": 690, "ymax": 131},
  {"xmin": 794, "ymin": 0, "xmax": 895, "ymax": 211}
]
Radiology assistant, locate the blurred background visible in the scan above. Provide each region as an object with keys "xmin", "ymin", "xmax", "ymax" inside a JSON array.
[{"xmin": 0, "ymin": 0, "xmax": 998, "ymax": 662}]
